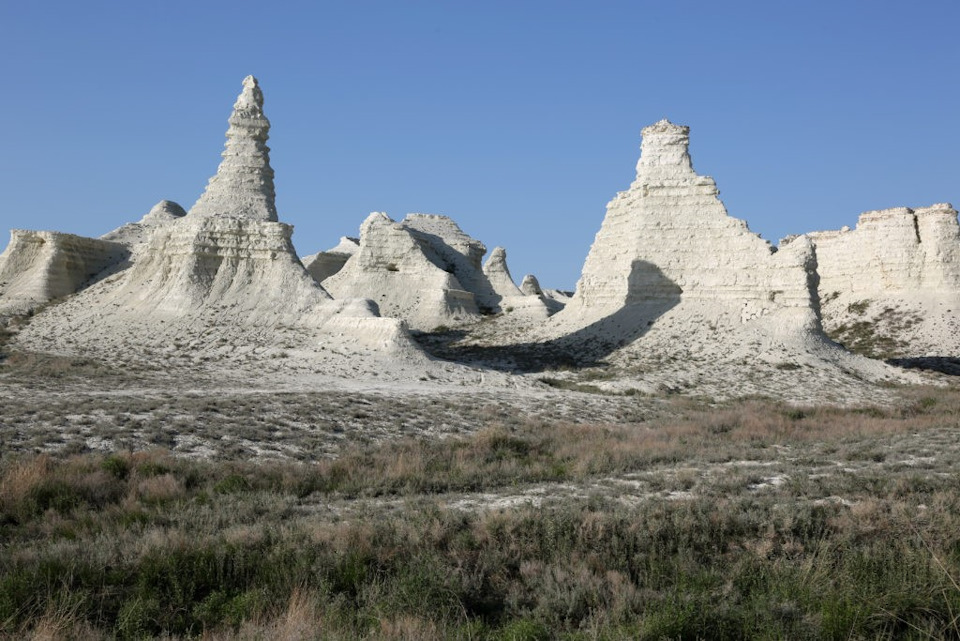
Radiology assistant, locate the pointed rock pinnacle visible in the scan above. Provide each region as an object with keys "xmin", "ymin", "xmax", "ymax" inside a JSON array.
[{"xmin": 189, "ymin": 75, "xmax": 278, "ymax": 222}]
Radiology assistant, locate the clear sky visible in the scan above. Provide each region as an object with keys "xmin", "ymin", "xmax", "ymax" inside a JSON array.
[{"xmin": 2, "ymin": 1, "xmax": 958, "ymax": 289}]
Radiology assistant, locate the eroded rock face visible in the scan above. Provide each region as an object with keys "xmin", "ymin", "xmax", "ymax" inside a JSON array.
[
  {"xmin": 302, "ymin": 236, "xmax": 359, "ymax": 284},
  {"xmin": 324, "ymin": 214, "xmax": 553, "ymax": 329},
  {"xmin": 0, "ymin": 230, "xmax": 128, "ymax": 316},
  {"xmin": 804, "ymin": 203, "xmax": 960, "ymax": 358},
  {"xmin": 483, "ymin": 247, "xmax": 523, "ymax": 298},
  {"xmin": 105, "ymin": 216, "xmax": 330, "ymax": 317},
  {"xmin": 527, "ymin": 119, "xmax": 903, "ymax": 394},
  {"xmin": 559, "ymin": 119, "xmax": 820, "ymax": 333},
  {"xmin": 188, "ymin": 76, "xmax": 278, "ymax": 222},
  {"xmin": 323, "ymin": 213, "xmax": 482, "ymax": 330},
  {"xmin": 483, "ymin": 247, "xmax": 552, "ymax": 320},
  {"xmin": 13, "ymin": 77, "xmax": 415, "ymax": 362}
]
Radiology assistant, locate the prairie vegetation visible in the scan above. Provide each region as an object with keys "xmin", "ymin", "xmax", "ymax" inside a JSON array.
[{"xmin": 2, "ymin": 387, "xmax": 960, "ymax": 639}]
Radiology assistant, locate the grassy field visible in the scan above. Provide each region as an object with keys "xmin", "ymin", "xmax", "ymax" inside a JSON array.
[{"xmin": 2, "ymin": 383, "xmax": 960, "ymax": 639}]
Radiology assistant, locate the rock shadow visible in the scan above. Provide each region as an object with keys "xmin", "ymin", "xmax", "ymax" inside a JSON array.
[
  {"xmin": 887, "ymin": 356, "xmax": 960, "ymax": 377},
  {"xmin": 413, "ymin": 260, "xmax": 682, "ymax": 372}
]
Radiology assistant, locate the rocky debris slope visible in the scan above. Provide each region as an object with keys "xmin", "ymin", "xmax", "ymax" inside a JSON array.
[
  {"xmin": 302, "ymin": 236, "xmax": 359, "ymax": 284},
  {"xmin": 101, "ymin": 200, "xmax": 187, "ymax": 251},
  {"xmin": 324, "ymin": 213, "xmax": 550, "ymax": 330},
  {"xmin": 0, "ymin": 230, "xmax": 128, "ymax": 317},
  {"xmin": 799, "ymin": 203, "xmax": 960, "ymax": 359},
  {"xmin": 11, "ymin": 76, "xmax": 429, "ymax": 378}
]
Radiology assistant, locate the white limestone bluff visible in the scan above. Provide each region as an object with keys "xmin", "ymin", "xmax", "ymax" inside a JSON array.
[
  {"xmin": 0, "ymin": 231, "xmax": 128, "ymax": 316},
  {"xmin": 561, "ymin": 119, "xmax": 819, "ymax": 330},
  {"xmin": 1, "ymin": 76, "xmax": 954, "ymax": 396},
  {"xmin": 0, "ymin": 199, "xmax": 187, "ymax": 318},
  {"xmin": 797, "ymin": 203, "xmax": 960, "ymax": 359},
  {"xmin": 11, "ymin": 76, "xmax": 419, "ymax": 370},
  {"xmin": 189, "ymin": 76, "xmax": 278, "ymax": 222},
  {"xmin": 530, "ymin": 119, "xmax": 904, "ymax": 394}
]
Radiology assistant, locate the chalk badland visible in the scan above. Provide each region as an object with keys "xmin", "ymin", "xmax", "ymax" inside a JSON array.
[{"xmin": 2, "ymin": 76, "xmax": 958, "ymax": 402}]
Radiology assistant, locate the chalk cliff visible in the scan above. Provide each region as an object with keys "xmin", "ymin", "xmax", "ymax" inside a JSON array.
[
  {"xmin": 0, "ymin": 230, "xmax": 128, "ymax": 316},
  {"xmin": 323, "ymin": 213, "xmax": 482, "ymax": 330},
  {"xmin": 529, "ymin": 119, "xmax": 902, "ymax": 396},
  {"xmin": 557, "ymin": 119, "xmax": 820, "ymax": 332},
  {"xmin": 803, "ymin": 203, "xmax": 960, "ymax": 358},
  {"xmin": 324, "ymin": 214, "xmax": 552, "ymax": 329}
]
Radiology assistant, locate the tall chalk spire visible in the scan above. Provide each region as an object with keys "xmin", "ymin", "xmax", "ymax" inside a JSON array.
[{"xmin": 189, "ymin": 75, "xmax": 278, "ymax": 222}]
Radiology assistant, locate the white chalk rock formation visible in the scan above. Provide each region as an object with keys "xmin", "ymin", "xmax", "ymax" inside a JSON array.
[
  {"xmin": 302, "ymin": 236, "xmax": 359, "ymax": 284},
  {"xmin": 0, "ymin": 230, "xmax": 128, "ymax": 316},
  {"xmin": 323, "ymin": 212, "xmax": 482, "ymax": 330},
  {"xmin": 803, "ymin": 203, "xmax": 960, "ymax": 358},
  {"xmin": 325, "ymin": 214, "xmax": 553, "ymax": 329},
  {"xmin": 483, "ymin": 247, "xmax": 523, "ymax": 298},
  {"xmin": 483, "ymin": 247, "xmax": 552, "ymax": 320},
  {"xmin": 188, "ymin": 76, "xmax": 278, "ymax": 222},
  {"xmin": 14, "ymin": 76, "xmax": 415, "ymax": 365},
  {"xmin": 401, "ymin": 214, "xmax": 500, "ymax": 311},
  {"xmin": 520, "ymin": 274, "xmax": 543, "ymax": 296},
  {"xmin": 560, "ymin": 119, "xmax": 819, "ymax": 331},
  {"xmin": 101, "ymin": 200, "xmax": 187, "ymax": 250},
  {"xmin": 518, "ymin": 274, "xmax": 571, "ymax": 312},
  {"xmin": 531, "ymin": 119, "xmax": 903, "ymax": 396}
]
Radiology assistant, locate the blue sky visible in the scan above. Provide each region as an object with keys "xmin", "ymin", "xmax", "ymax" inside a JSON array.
[{"xmin": 2, "ymin": 1, "xmax": 958, "ymax": 289}]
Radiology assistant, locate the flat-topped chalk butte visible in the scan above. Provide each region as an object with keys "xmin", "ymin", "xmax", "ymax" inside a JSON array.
[
  {"xmin": 798, "ymin": 203, "xmax": 960, "ymax": 359},
  {"xmin": 0, "ymin": 230, "xmax": 128, "ymax": 317}
]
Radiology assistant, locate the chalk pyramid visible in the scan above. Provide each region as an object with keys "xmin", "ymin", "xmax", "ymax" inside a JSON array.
[{"xmin": 534, "ymin": 120, "xmax": 906, "ymax": 397}]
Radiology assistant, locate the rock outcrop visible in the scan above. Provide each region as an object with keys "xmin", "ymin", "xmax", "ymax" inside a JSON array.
[
  {"xmin": 302, "ymin": 236, "xmax": 359, "ymax": 284},
  {"xmin": 480, "ymin": 249, "xmax": 555, "ymax": 319},
  {"xmin": 529, "ymin": 119, "xmax": 902, "ymax": 397},
  {"xmin": 323, "ymin": 213, "xmax": 483, "ymax": 330},
  {"xmin": 483, "ymin": 247, "xmax": 524, "ymax": 299},
  {"xmin": 0, "ymin": 230, "xmax": 128, "ymax": 316},
  {"xmin": 101, "ymin": 200, "xmax": 187, "ymax": 251},
  {"xmin": 560, "ymin": 119, "xmax": 820, "ymax": 331},
  {"xmin": 520, "ymin": 274, "xmax": 543, "ymax": 296},
  {"xmin": 188, "ymin": 76, "xmax": 278, "ymax": 222},
  {"xmin": 13, "ymin": 76, "xmax": 414, "ymax": 366},
  {"xmin": 324, "ymin": 213, "xmax": 552, "ymax": 330},
  {"xmin": 801, "ymin": 203, "xmax": 960, "ymax": 358}
]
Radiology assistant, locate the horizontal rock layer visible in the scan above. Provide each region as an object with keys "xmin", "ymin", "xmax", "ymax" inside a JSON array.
[{"xmin": 0, "ymin": 230, "xmax": 128, "ymax": 316}]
